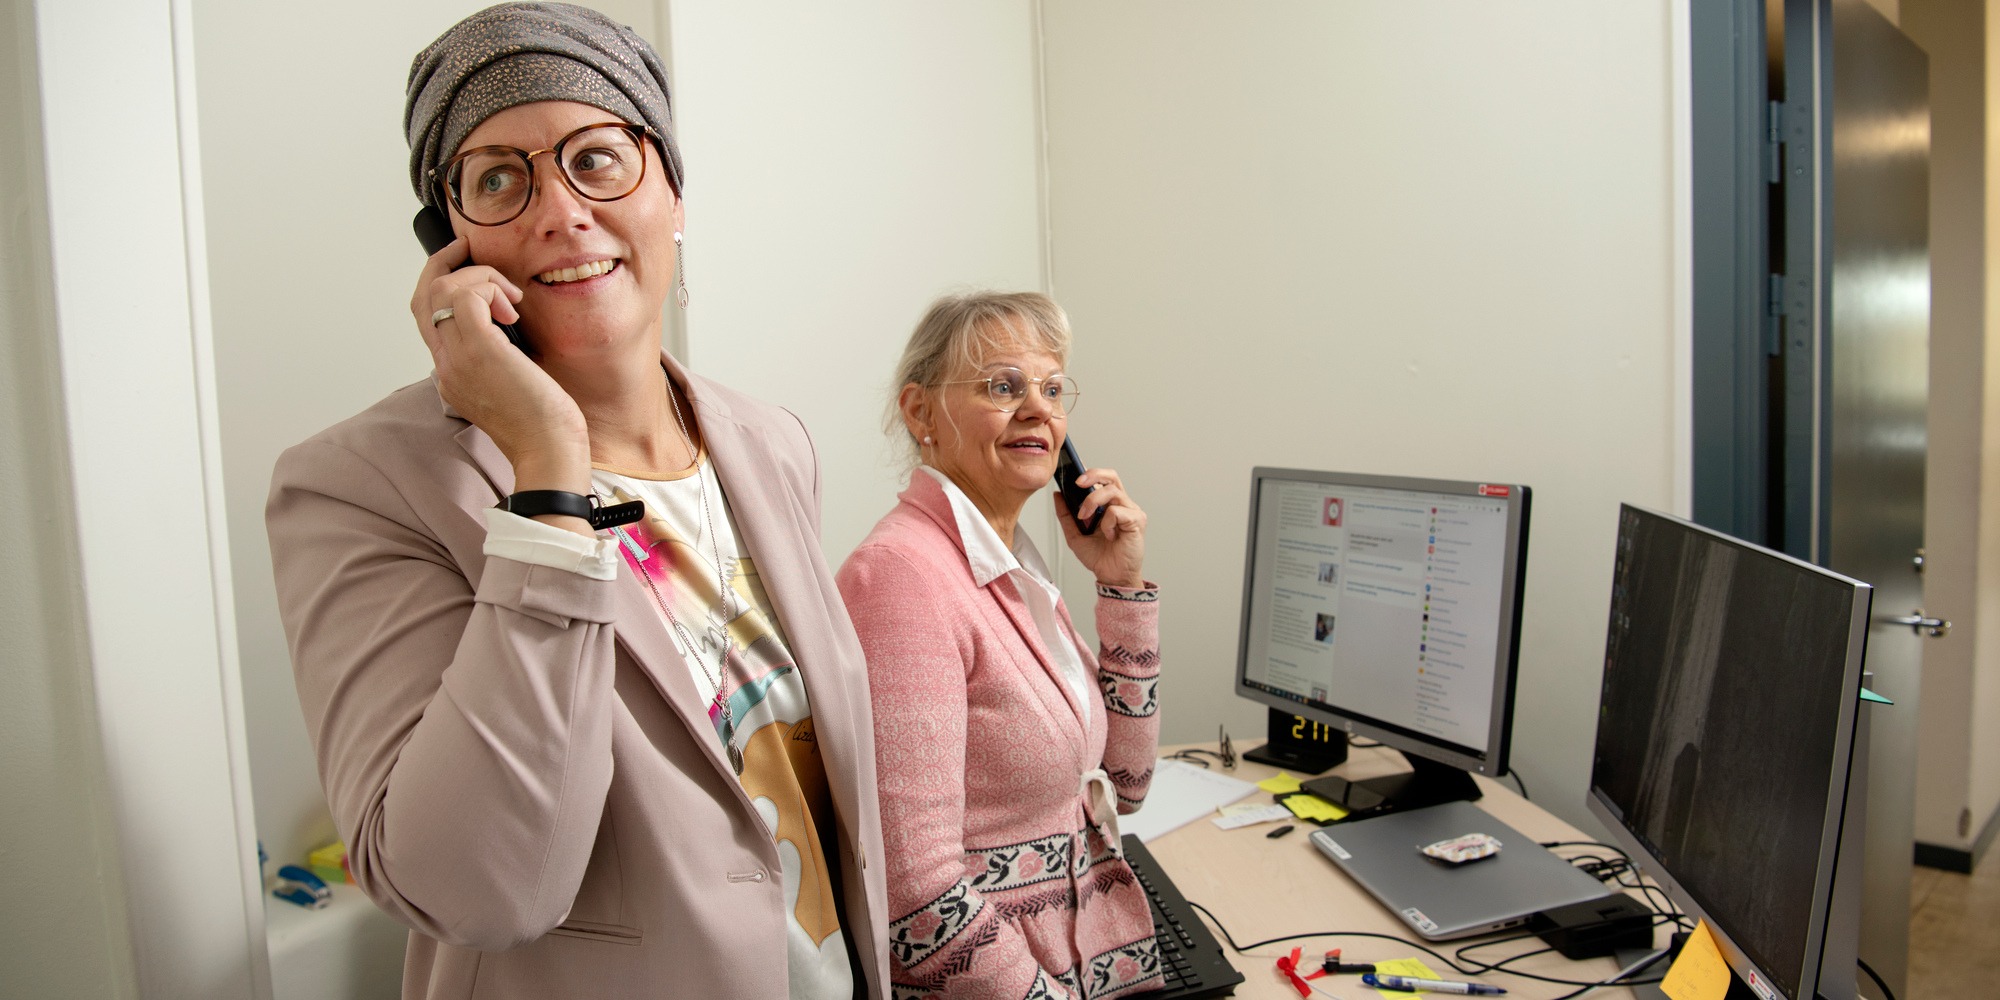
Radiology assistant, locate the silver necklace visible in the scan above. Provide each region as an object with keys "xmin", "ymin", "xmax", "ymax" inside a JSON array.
[
  {"xmin": 664, "ymin": 380, "xmax": 735, "ymax": 648},
  {"xmin": 620, "ymin": 374, "xmax": 744, "ymax": 774}
]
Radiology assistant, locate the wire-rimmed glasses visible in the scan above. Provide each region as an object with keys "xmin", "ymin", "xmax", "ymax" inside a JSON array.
[
  {"xmin": 936, "ymin": 367, "xmax": 1080, "ymax": 413},
  {"xmin": 1165, "ymin": 726, "xmax": 1237, "ymax": 771},
  {"xmin": 432, "ymin": 122, "xmax": 656, "ymax": 227}
]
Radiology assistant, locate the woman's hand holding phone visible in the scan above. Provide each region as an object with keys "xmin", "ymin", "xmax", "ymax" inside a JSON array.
[
  {"xmin": 411, "ymin": 237, "xmax": 592, "ymax": 499},
  {"xmin": 1054, "ymin": 460, "xmax": 1148, "ymax": 591}
]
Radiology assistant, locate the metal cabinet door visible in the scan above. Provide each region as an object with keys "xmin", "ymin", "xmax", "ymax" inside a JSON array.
[{"xmin": 1787, "ymin": 1, "xmax": 1931, "ymax": 995}]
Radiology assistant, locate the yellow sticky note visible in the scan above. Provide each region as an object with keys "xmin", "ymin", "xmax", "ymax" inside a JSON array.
[
  {"xmin": 1661, "ymin": 921, "xmax": 1733, "ymax": 1000},
  {"xmin": 1369, "ymin": 958, "xmax": 1442, "ymax": 997},
  {"xmin": 1281, "ymin": 794, "xmax": 1350, "ymax": 823},
  {"xmin": 1257, "ymin": 772, "xmax": 1303, "ymax": 794}
]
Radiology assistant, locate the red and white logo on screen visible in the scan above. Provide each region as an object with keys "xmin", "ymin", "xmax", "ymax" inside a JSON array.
[
  {"xmin": 1323, "ymin": 497, "xmax": 1343, "ymax": 526},
  {"xmin": 1477, "ymin": 484, "xmax": 1511, "ymax": 497}
]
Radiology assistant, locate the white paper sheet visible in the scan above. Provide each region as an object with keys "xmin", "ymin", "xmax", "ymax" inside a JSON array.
[{"xmin": 1120, "ymin": 758, "xmax": 1261, "ymax": 842}]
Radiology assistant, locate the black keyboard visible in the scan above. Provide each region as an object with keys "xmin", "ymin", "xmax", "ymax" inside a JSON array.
[{"xmin": 1123, "ymin": 834, "xmax": 1245, "ymax": 999}]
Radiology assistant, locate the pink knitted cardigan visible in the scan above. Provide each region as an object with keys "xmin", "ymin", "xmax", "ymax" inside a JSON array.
[{"xmin": 836, "ymin": 472, "xmax": 1164, "ymax": 1000}]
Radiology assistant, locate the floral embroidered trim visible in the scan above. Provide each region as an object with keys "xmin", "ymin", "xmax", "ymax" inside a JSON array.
[
  {"xmin": 889, "ymin": 880, "xmax": 985, "ymax": 969},
  {"xmin": 966, "ymin": 832, "xmax": 1073, "ymax": 894},
  {"xmin": 891, "ymin": 986, "xmax": 933, "ymax": 1000},
  {"xmin": 1084, "ymin": 935, "xmax": 1165, "ymax": 997},
  {"xmin": 1056, "ymin": 967, "xmax": 1084, "ymax": 998},
  {"xmin": 1098, "ymin": 668, "xmax": 1159, "ymax": 717},
  {"xmin": 1023, "ymin": 966, "xmax": 1067, "ymax": 1000},
  {"xmin": 1074, "ymin": 834, "xmax": 1119, "ymax": 878},
  {"xmin": 1096, "ymin": 583, "xmax": 1159, "ymax": 602}
]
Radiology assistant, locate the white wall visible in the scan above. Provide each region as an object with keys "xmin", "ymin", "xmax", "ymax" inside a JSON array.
[
  {"xmin": 0, "ymin": 1, "xmax": 138, "ymax": 995},
  {"xmin": 1038, "ymin": 1, "xmax": 1684, "ymax": 831},
  {"xmin": 1977, "ymin": 0, "xmax": 2000, "ymax": 847},
  {"xmin": 664, "ymin": 0, "xmax": 1048, "ymax": 559},
  {"xmin": 16, "ymin": 0, "xmax": 267, "ymax": 995}
]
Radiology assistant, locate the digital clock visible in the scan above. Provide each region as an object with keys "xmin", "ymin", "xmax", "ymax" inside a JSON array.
[{"xmin": 1242, "ymin": 707, "xmax": 1349, "ymax": 774}]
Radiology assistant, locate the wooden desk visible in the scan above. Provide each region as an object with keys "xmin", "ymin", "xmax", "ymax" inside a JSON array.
[{"xmin": 1144, "ymin": 742, "xmax": 1668, "ymax": 999}]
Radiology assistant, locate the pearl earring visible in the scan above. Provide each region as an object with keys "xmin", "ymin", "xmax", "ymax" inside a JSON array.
[{"xmin": 922, "ymin": 435, "xmax": 933, "ymax": 445}]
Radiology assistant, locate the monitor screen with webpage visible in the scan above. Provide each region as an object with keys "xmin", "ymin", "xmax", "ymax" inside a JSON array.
[{"xmin": 1234, "ymin": 468, "xmax": 1530, "ymax": 817}]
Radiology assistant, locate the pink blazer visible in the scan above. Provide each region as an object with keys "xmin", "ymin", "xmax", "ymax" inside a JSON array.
[
  {"xmin": 266, "ymin": 352, "xmax": 889, "ymax": 1000},
  {"xmin": 835, "ymin": 472, "xmax": 1164, "ymax": 1000}
]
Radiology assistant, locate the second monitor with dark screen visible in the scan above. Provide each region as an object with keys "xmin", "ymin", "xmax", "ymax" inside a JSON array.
[
  {"xmin": 1587, "ymin": 506, "xmax": 1871, "ymax": 1000},
  {"xmin": 1233, "ymin": 468, "xmax": 1531, "ymax": 820}
]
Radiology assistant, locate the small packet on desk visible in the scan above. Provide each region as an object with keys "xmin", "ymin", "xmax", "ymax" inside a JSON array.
[
  {"xmin": 1213, "ymin": 803, "xmax": 1294, "ymax": 830},
  {"xmin": 1420, "ymin": 832, "xmax": 1501, "ymax": 865}
]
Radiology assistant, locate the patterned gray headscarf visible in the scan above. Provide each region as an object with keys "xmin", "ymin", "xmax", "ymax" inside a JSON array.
[{"xmin": 405, "ymin": 2, "xmax": 684, "ymax": 209}]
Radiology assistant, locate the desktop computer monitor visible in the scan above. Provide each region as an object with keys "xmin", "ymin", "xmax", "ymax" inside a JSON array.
[
  {"xmin": 1233, "ymin": 468, "xmax": 1530, "ymax": 818},
  {"xmin": 1587, "ymin": 505, "xmax": 1871, "ymax": 1000}
]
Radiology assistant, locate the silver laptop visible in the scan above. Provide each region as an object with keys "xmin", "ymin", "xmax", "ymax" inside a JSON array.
[{"xmin": 1308, "ymin": 800, "xmax": 1614, "ymax": 940}]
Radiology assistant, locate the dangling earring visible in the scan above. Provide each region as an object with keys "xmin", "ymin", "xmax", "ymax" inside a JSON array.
[{"xmin": 674, "ymin": 232, "xmax": 689, "ymax": 309}]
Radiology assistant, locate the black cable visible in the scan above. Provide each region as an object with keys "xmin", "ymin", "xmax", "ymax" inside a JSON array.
[
  {"xmin": 1185, "ymin": 899, "xmax": 1675, "ymax": 991},
  {"xmin": 1540, "ymin": 946, "xmax": 1671, "ymax": 1000},
  {"xmin": 1451, "ymin": 915, "xmax": 1676, "ymax": 988},
  {"xmin": 1540, "ymin": 840, "xmax": 1630, "ymax": 853},
  {"xmin": 1184, "ymin": 900, "xmax": 1469, "ymax": 973},
  {"xmin": 1603, "ymin": 866, "xmax": 1688, "ymax": 928},
  {"xmin": 1631, "ymin": 885, "xmax": 1689, "ymax": 927},
  {"xmin": 1562, "ymin": 854, "xmax": 1624, "ymax": 878},
  {"xmin": 1857, "ymin": 957, "xmax": 1898, "ymax": 1000},
  {"xmin": 1543, "ymin": 840, "xmax": 1691, "ymax": 928},
  {"xmin": 1510, "ymin": 770, "xmax": 1531, "ymax": 801}
]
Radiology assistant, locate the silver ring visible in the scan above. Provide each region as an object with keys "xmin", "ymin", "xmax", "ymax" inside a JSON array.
[{"xmin": 431, "ymin": 307, "xmax": 456, "ymax": 326}]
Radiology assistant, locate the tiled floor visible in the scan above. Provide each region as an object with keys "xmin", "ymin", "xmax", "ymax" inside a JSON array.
[{"xmin": 1906, "ymin": 847, "xmax": 2000, "ymax": 999}]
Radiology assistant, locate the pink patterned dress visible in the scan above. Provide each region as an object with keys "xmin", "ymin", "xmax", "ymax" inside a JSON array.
[{"xmin": 836, "ymin": 472, "xmax": 1163, "ymax": 1000}]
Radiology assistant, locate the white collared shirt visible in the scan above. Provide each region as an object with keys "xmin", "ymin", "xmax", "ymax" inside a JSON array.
[{"xmin": 918, "ymin": 466, "xmax": 1091, "ymax": 727}]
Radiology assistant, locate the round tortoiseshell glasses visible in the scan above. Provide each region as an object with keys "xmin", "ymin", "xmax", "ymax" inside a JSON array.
[{"xmin": 432, "ymin": 122, "xmax": 660, "ymax": 226}]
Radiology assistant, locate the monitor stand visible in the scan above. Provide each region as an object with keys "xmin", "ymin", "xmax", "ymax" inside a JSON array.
[
  {"xmin": 1612, "ymin": 947, "xmax": 1669, "ymax": 1000},
  {"xmin": 1300, "ymin": 751, "xmax": 1481, "ymax": 823}
]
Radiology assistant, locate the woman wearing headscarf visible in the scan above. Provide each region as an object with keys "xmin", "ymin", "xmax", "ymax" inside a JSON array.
[
  {"xmin": 265, "ymin": 5, "xmax": 886, "ymax": 997},
  {"xmin": 837, "ymin": 292, "xmax": 1164, "ymax": 999}
]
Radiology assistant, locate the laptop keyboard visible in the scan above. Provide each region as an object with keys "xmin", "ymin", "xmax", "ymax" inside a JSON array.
[{"xmin": 1123, "ymin": 835, "xmax": 1246, "ymax": 999}]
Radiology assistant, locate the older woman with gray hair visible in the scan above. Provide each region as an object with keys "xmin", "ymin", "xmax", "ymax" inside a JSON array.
[
  {"xmin": 265, "ymin": 5, "xmax": 886, "ymax": 997},
  {"xmin": 837, "ymin": 292, "xmax": 1164, "ymax": 999}
]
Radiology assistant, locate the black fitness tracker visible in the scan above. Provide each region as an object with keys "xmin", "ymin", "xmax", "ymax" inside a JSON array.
[{"xmin": 500, "ymin": 490, "xmax": 644, "ymax": 531}]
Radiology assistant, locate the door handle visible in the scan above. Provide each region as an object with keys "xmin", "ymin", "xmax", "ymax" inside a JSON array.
[{"xmin": 1887, "ymin": 609, "xmax": 1951, "ymax": 637}]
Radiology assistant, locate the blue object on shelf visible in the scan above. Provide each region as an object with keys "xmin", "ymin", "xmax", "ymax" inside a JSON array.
[
  {"xmin": 272, "ymin": 863, "xmax": 331, "ymax": 911},
  {"xmin": 272, "ymin": 883, "xmax": 329, "ymax": 910},
  {"xmin": 277, "ymin": 864, "xmax": 331, "ymax": 900}
]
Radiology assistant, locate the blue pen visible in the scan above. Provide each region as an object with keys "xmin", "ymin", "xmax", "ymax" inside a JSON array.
[{"xmin": 1361, "ymin": 973, "xmax": 1505, "ymax": 995}]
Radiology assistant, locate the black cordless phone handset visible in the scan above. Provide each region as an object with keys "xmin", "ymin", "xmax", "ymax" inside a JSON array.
[
  {"xmin": 414, "ymin": 207, "xmax": 530, "ymax": 353},
  {"xmin": 1054, "ymin": 436, "xmax": 1101, "ymax": 535}
]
